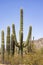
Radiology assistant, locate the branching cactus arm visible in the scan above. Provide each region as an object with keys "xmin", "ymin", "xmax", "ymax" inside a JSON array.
[
  {"xmin": 23, "ymin": 26, "xmax": 32, "ymax": 47},
  {"xmin": 12, "ymin": 24, "xmax": 20, "ymax": 47}
]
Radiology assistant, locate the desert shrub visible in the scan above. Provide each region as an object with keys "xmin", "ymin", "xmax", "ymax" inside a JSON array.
[{"xmin": 3, "ymin": 48, "xmax": 43, "ymax": 65}]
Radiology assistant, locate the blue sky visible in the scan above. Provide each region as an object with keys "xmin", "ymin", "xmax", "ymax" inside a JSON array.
[{"xmin": 0, "ymin": 0, "xmax": 43, "ymax": 46}]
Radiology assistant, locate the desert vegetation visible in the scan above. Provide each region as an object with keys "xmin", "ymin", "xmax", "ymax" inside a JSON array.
[{"xmin": 0, "ymin": 9, "xmax": 43, "ymax": 65}]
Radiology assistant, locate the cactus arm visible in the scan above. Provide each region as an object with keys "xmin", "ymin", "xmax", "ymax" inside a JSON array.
[
  {"xmin": 12, "ymin": 24, "xmax": 20, "ymax": 47},
  {"xmin": 23, "ymin": 26, "xmax": 32, "ymax": 47}
]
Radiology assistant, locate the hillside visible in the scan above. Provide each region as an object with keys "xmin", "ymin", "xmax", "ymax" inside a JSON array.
[{"xmin": 32, "ymin": 38, "xmax": 43, "ymax": 49}]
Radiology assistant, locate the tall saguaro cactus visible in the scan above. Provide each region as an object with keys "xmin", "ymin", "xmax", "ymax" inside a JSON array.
[
  {"xmin": 1, "ymin": 30, "xmax": 5, "ymax": 63},
  {"xmin": 6, "ymin": 26, "xmax": 10, "ymax": 55},
  {"xmin": 10, "ymin": 9, "xmax": 32, "ymax": 57},
  {"xmin": 12, "ymin": 9, "xmax": 32, "ymax": 57}
]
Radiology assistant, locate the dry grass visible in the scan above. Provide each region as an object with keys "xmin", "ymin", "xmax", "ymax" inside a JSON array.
[
  {"xmin": 0, "ymin": 49, "xmax": 43, "ymax": 65},
  {"xmin": 8, "ymin": 52, "xmax": 43, "ymax": 65}
]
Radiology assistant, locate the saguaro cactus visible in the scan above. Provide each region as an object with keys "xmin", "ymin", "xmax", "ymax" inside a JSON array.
[
  {"xmin": 6, "ymin": 26, "xmax": 10, "ymax": 55},
  {"xmin": 1, "ymin": 30, "xmax": 5, "ymax": 63},
  {"xmin": 11, "ymin": 9, "xmax": 32, "ymax": 57}
]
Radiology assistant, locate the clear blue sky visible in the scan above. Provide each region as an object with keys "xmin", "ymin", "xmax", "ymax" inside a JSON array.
[{"xmin": 0, "ymin": 0, "xmax": 43, "ymax": 46}]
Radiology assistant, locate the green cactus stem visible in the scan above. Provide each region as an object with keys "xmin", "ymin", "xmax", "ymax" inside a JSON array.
[
  {"xmin": 20, "ymin": 9, "xmax": 23, "ymax": 31},
  {"xmin": 10, "ymin": 34, "xmax": 15, "ymax": 56},
  {"xmin": 26, "ymin": 26, "xmax": 32, "ymax": 52},
  {"xmin": 19, "ymin": 31, "xmax": 23, "ymax": 57},
  {"xmin": 23, "ymin": 26, "xmax": 32, "ymax": 47},
  {"xmin": 1, "ymin": 30, "xmax": 5, "ymax": 64},
  {"xmin": 6, "ymin": 26, "xmax": 10, "ymax": 55},
  {"xmin": 12, "ymin": 24, "xmax": 17, "ymax": 45}
]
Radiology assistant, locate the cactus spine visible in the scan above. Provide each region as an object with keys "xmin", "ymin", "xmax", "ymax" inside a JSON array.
[
  {"xmin": 1, "ymin": 30, "xmax": 5, "ymax": 63},
  {"xmin": 6, "ymin": 26, "xmax": 10, "ymax": 55}
]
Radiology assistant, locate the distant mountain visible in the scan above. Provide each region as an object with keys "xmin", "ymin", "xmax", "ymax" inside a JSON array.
[{"xmin": 32, "ymin": 38, "xmax": 43, "ymax": 49}]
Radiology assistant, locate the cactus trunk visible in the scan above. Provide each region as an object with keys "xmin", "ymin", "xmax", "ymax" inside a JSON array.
[
  {"xmin": 19, "ymin": 9, "xmax": 23, "ymax": 57},
  {"xmin": 19, "ymin": 31, "xmax": 23, "ymax": 57}
]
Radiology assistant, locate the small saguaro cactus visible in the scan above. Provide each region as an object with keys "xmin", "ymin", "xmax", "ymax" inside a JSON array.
[
  {"xmin": 10, "ymin": 34, "xmax": 15, "ymax": 56},
  {"xmin": 6, "ymin": 26, "xmax": 10, "ymax": 55},
  {"xmin": 1, "ymin": 30, "xmax": 5, "ymax": 64}
]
